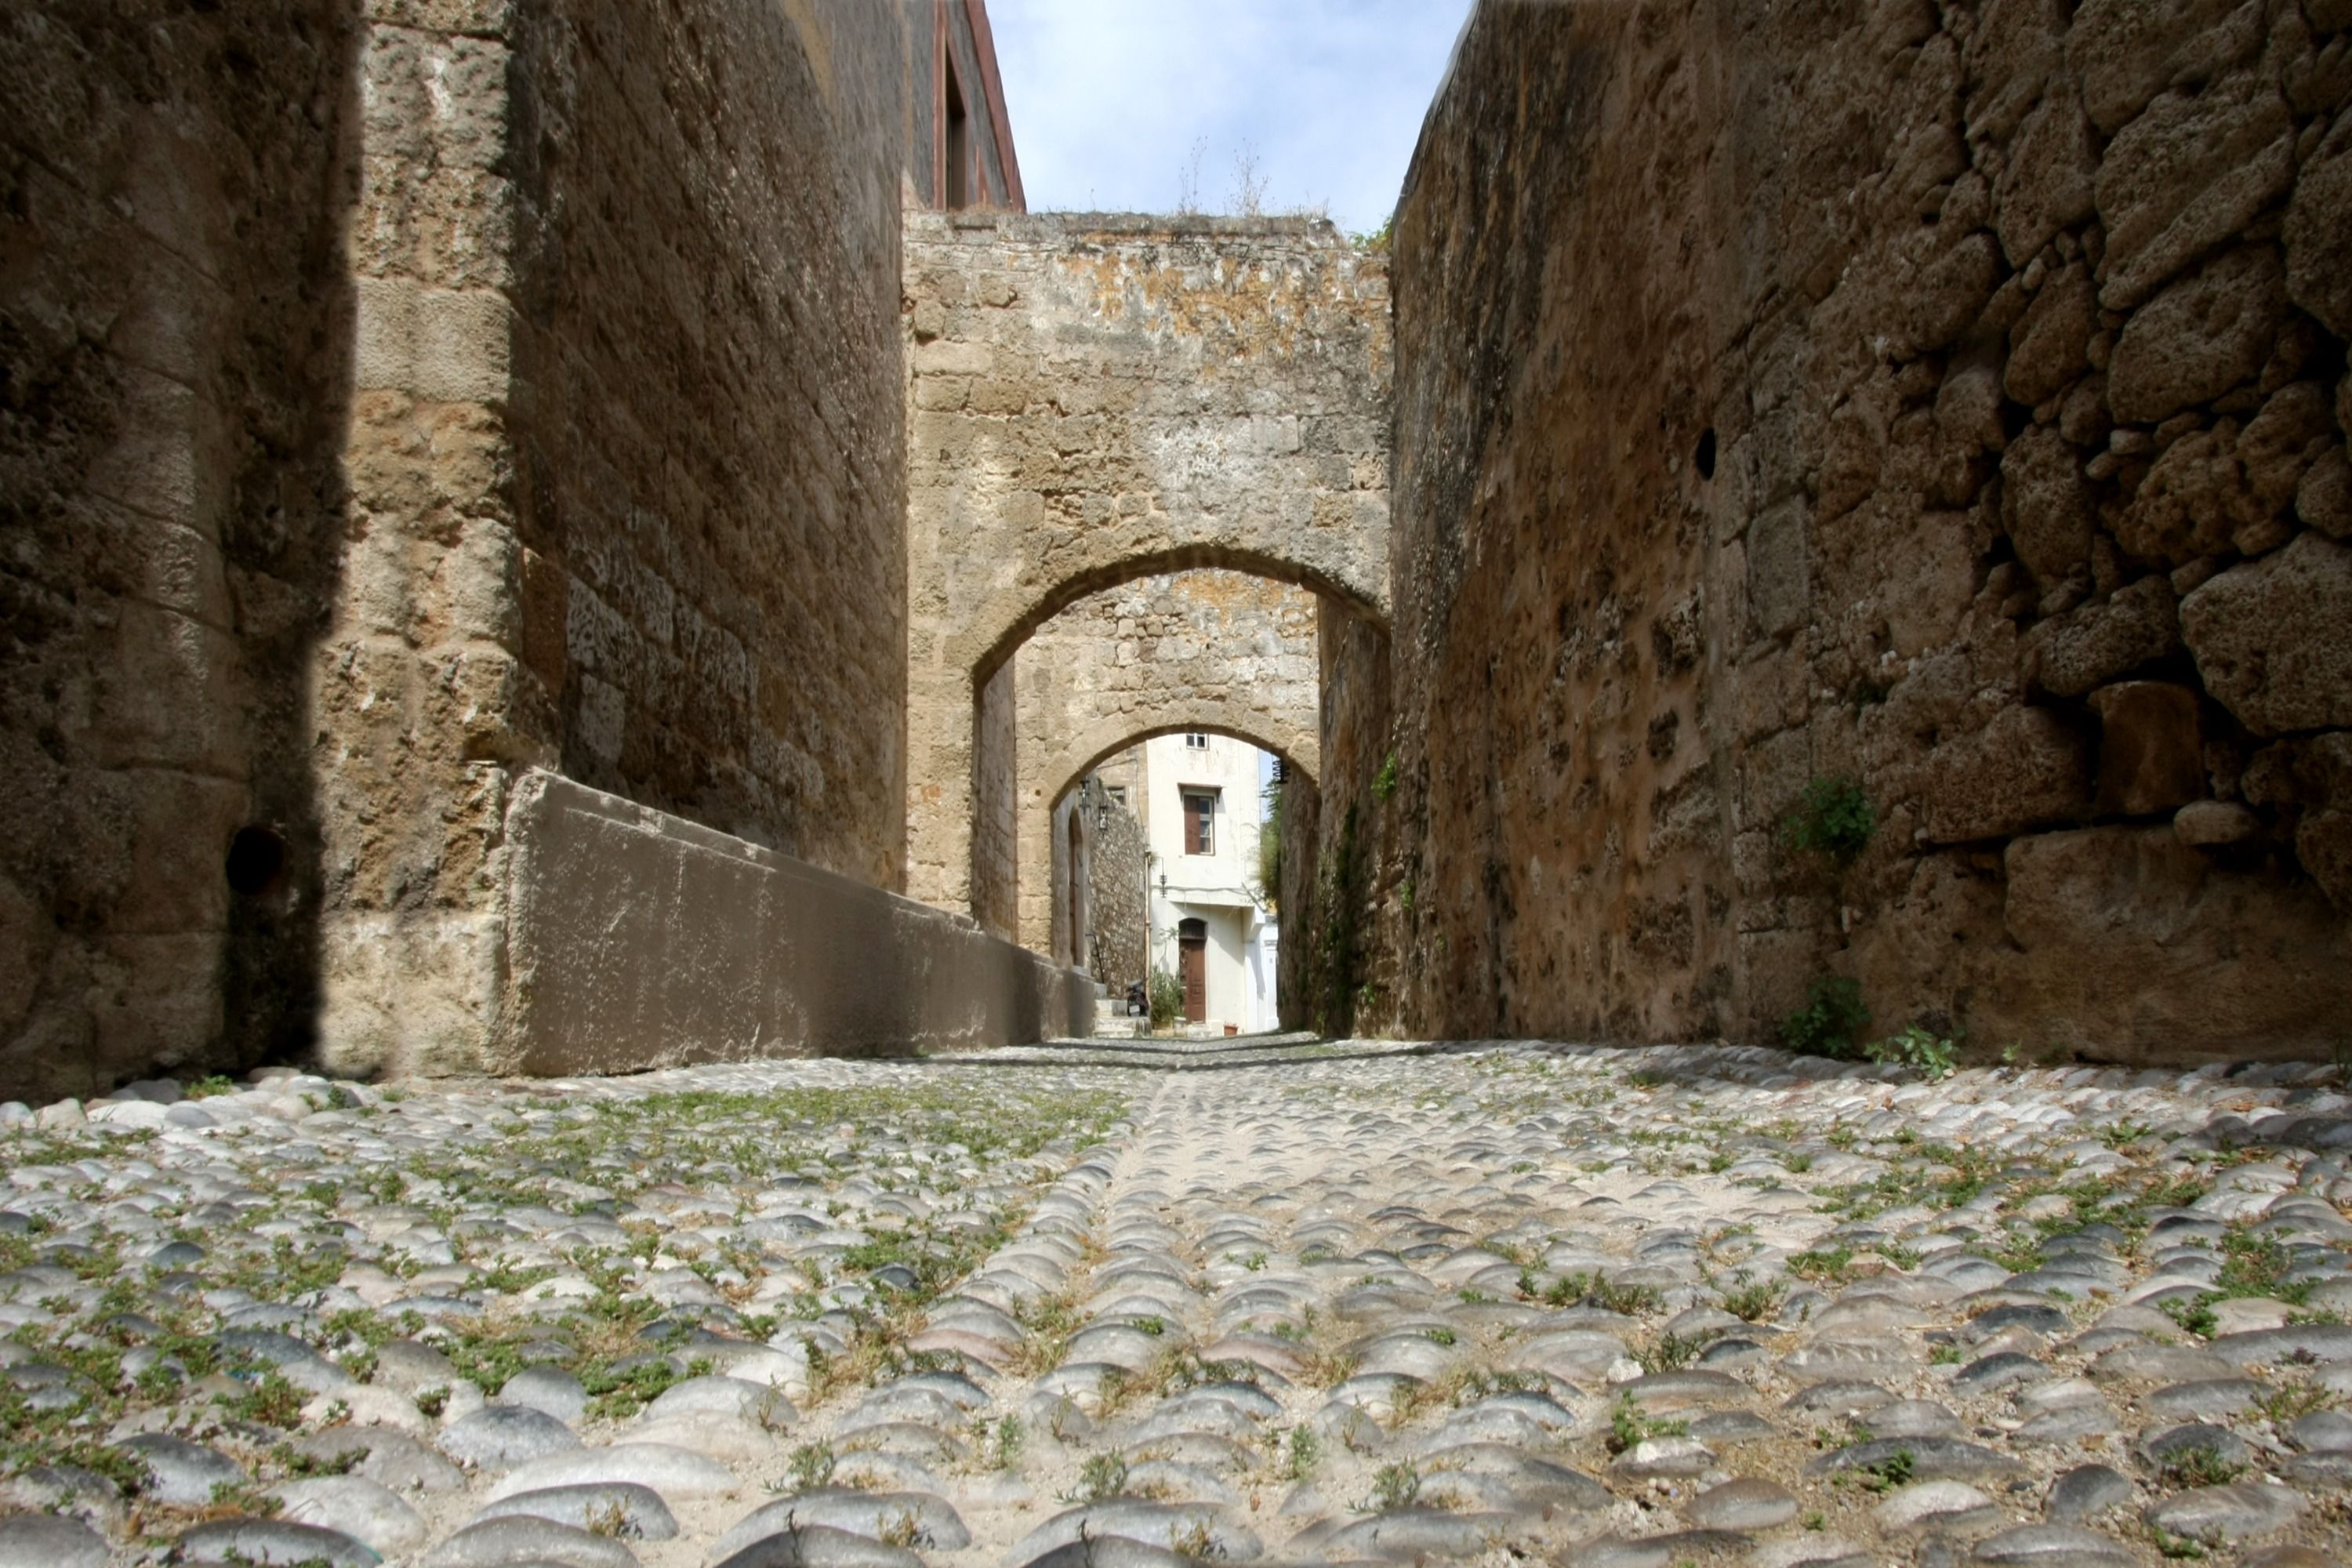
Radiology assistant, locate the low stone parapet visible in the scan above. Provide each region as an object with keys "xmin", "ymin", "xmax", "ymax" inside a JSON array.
[{"xmin": 499, "ymin": 770, "xmax": 1089, "ymax": 1076}]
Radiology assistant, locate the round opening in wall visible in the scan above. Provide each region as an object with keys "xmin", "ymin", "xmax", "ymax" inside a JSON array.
[
  {"xmin": 225, "ymin": 826, "xmax": 286, "ymax": 897},
  {"xmin": 1694, "ymin": 427, "xmax": 1717, "ymax": 481}
]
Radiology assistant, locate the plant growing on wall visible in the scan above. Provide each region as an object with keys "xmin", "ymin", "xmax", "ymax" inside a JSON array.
[
  {"xmin": 1254, "ymin": 779, "xmax": 1284, "ymax": 914},
  {"xmin": 1372, "ymin": 752, "xmax": 1399, "ymax": 802},
  {"xmin": 1312, "ymin": 803, "xmax": 1375, "ymax": 1036},
  {"xmin": 1780, "ymin": 976, "xmax": 1868, "ymax": 1058},
  {"xmin": 1778, "ymin": 778, "xmax": 1875, "ymax": 866}
]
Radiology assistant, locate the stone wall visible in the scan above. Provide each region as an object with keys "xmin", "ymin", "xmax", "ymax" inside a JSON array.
[
  {"xmin": 1013, "ymin": 569, "xmax": 1318, "ymax": 952},
  {"xmin": 1356, "ymin": 0, "xmax": 2352, "ymax": 1063},
  {"xmin": 1, "ymin": 2, "xmax": 360, "ymax": 1102},
  {"xmin": 509, "ymin": 0, "xmax": 910, "ymax": 886},
  {"xmin": 316, "ymin": 0, "xmax": 915, "ymax": 1079},
  {"xmin": 504, "ymin": 771, "xmax": 1088, "ymax": 1076},
  {"xmin": 902, "ymin": 212, "xmax": 1392, "ymax": 935},
  {"xmin": 1073, "ymin": 776, "xmax": 1149, "ymax": 987},
  {"xmin": 1282, "ymin": 611, "xmax": 1396, "ymax": 1035},
  {"xmin": 2, "ymin": 0, "xmax": 928, "ymax": 1097}
]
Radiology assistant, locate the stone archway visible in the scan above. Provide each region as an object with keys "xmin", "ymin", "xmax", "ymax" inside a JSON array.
[
  {"xmin": 1041, "ymin": 713, "xmax": 1317, "ymax": 999},
  {"xmin": 902, "ymin": 210, "xmax": 1392, "ymax": 933},
  {"xmin": 1028, "ymin": 705, "xmax": 1316, "ymax": 957},
  {"xmin": 1010, "ymin": 569, "xmax": 1319, "ymax": 951}
]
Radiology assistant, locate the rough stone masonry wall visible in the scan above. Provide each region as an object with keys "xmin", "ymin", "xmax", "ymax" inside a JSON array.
[
  {"xmin": 1014, "ymin": 569, "xmax": 1318, "ymax": 953},
  {"xmin": 1363, "ymin": 0, "xmax": 2352, "ymax": 1064},
  {"xmin": 0, "ymin": 0, "xmax": 920, "ymax": 1097},
  {"xmin": 506, "ymin": 0, "xmax": 909, "ymax": 885},
  {"xmin": 0, "ymin": 3, "xmax": 359, "ymax": 1102},
  {"xmin": 315, "ymin": 0, "xmax": 914, "ymax": 1080},
  {"xmin": 1066, "ymin": 775, "xmax": 1149, "ymax": 986},
  {"xmin": 1280, "ymin": 607, "xmax": 1396, "ymax": 1035},
  {"xmin": 902, "ymin": 212, "xmax": 1391, "ymax": 940}
]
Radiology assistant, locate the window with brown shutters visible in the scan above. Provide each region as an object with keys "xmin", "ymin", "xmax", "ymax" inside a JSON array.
[{"xmin": 1182, "ymin": 790, "xmax": 1216, "ymax": 855}]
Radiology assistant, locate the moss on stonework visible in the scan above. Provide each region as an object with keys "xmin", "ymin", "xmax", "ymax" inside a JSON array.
[{"xmin": 1313, "ymin": 803, "xmax": 1368, "ymax": 1036}]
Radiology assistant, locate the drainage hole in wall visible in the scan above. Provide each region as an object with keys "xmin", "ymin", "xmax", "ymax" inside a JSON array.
[
  {"xmin": 225, "ymin": 826, "xmax": 286, "ymax": 897},
  {"xmin": 1694, "ymin": 427, "xmax": 1717, "ymax": 481}
]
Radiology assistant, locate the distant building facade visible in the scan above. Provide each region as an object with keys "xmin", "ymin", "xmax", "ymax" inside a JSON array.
[{"xmin": 1091, "ymin": 734, "xmax": 1278, "ymax": 1034}]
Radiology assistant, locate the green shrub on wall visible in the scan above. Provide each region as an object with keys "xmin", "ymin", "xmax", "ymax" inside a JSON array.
[
  {"xmin": 1780, "ymin": 976, "xmax": 1869, "ymax": 1058},
  {"xmin": 1779, "ymin": 778, "xmax": 1875, "ymax": 866},
  {"xmin": 1314, "ymin": 803, "xmax": 1366, "ymax": 1036}
]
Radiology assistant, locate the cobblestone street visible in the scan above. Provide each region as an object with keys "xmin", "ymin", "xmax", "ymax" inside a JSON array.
[{"xmin": 7, "ymin": 1041, "xmax": 2352, "ymax": 1565}]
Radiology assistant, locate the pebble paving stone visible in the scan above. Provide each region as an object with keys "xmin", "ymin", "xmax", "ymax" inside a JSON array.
[
  {"xmin": 0, "ymin": 1513, "xmax": 109, "ymax": 1568},
  {"xmin": 11, "ymin": 1040, "xmax": 2352, "ymax": 1563}
]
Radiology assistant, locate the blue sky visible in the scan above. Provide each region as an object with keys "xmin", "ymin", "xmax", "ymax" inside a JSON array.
[{"xmin": 986, "ymin": 0, "xmax": 1475, "ymax": 238}]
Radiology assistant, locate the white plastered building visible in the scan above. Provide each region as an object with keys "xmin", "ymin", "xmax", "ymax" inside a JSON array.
[{"xmin": 1116, "ymin": 731, "xmax": 1279, "ymax": 1034}]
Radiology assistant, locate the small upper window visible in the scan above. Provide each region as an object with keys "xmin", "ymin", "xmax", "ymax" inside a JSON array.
[
  {"xmin": 1104, "ymin": 786, "xmax": 1127, "ymax": 809},
  {"xmin": 1182, "ymin": 790, "xmax": 1218, "ymax": 855},
  {"xmin": 1185, "ymin": 731, "xmax": 1209, "ymax": 750},
  {"xmin": 944, "ymin": 62, "xmax": 972, "ymax": 209}
]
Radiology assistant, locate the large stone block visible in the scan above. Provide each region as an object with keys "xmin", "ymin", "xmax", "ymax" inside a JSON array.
[
  {"xmin": 1894, "ymin": 232, "xmax": 2005, "ymax": 357},
  {"xmin": 2094, "ymin": 73, "xmax": 2294, "ymax": 309},
  {"xmin": 2239, "ymin": 383, "xmax": 2339, "ymax": 516},
  {"xmin": 2107, "ymin": 248, "xmax": 2286, "ymax": 425},
  {"xmin": 2001, "ymin": 825, "xmax": 2352, "ymax": 1061},
  {"xmin": 1994, "ymin": 86, "xmax": 2096, "ymax": 267},
  {"xmin": 499, "ymin": 771, "xmax": 1089, "ymax": 1076},
  {"xmin": 2303, "ymin": 448, "xmax": 2352, "ymax": 539},
  {"xmin": 2105, "ymin": 247, "xmax": 2286, "ymax": 426},
  {"xmin": 87, "ymin": 932, "xmax": 224, "ymax": 1079},
  {"xmin": 2005, "ymin": 264, "xmax": 2096, "ymax": 408},
  {"xmin": 2024, "ymin": 575, "xmax": 2180, "ymax": 696},
  {"xmin": 1965, "ymin": 0, "xmax": 2071, "ymax": 143},
  {"xmin": 2113, "ymin": 420, "xmax": 2260, "ymax": 566},
  {"xmin": 2089, "ymin": 681, "xmax": 2205, "ymax": 816},
  {"xmin": 82, "ymin": 363, "xmax": 229, "ymax": 534},
  {"xmin": 1920, "ymin": 704, "xmax": 2092, "ymax": 843},
  {"xmin": 2285, "ymin": 110, "xmax": 2352, "ymax": 338},
  {"xmin": 2001, "ymin": 425, "xmax": 2093, "ymax": 580},
  {"xmin": 2067, "ymin": 0, "xmax": 2270, "ymax": 136},
  {"xmin": 1746, "ymin": 499, "xmax": 1809, "ymax": 639},
  {"xmin": 87, "ymin": 601, "xmax": 251, "ymax": 778},
  {"xmin": 0, "ymin": 874, "xmax": 44, "ymax": 1043},
  {"xmin": 353, "ymin": 277, "xmax": 514, "ymax": 402},
  {"xmin": 318, "ymin": 909, "xmax": 510, "ymax": 1080},
  {"xmin": 2180, "ymin": 533, "xmax": 2352, "ymax": 735},
  {"xmin": 1737, "ymin": 727, "xmax": 1813, "ymax": 837},
  {"xmin": 2292, "ymin": 734, "xmax": 2352, "ymax": 912}
]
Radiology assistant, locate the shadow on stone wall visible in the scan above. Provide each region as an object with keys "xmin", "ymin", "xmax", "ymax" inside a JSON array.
[
  {"xmin": 0, "ymin": 2, "xmax": 364, "ymax": 1102},
  {"xmin": 1342, "ymin": 0, "xmax": 2352, "ymax": 1066}
]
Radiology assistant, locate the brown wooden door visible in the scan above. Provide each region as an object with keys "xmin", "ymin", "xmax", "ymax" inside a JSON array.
[{"xmin": 1178, "ymin": 919, "xmax": 1207, "ymax": 1021}]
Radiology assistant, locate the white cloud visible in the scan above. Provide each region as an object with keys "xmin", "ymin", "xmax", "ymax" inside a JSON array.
[{"xmin": 986, "ymin": 0, "xmax": 1472, "ymax": 236}]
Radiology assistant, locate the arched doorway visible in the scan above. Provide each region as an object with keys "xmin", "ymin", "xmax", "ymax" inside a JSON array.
[
  {"xmin": 912, "ymin": 554, "xmax": 1385, "ymax": 934},
  {"xmin": 1177, "ymin": 916, "xmax": 1207, "ymax": 1023}
]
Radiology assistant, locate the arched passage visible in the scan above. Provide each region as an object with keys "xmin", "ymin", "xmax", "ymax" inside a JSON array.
[
  {"xmin": 1039, "ymin": 713, "xmax": 1318, "ymax": 826},
  {"xmin": 964, "ymin": 542, "xmax": 1386, "ymax": 691},
  {"xmin": 902, "ymin": 212, "xmax": 1392, "ymax": 930},
  {"xmin": 916, "ymin": 551, "xmax": 1353, "ymax": 938},
  {"xmin": 1008, "ymin": 570, "xmax": 1320, "ymax": 952},
  {"xmin": 1043, "ymin": 716, "xmax": 1315, "ymax": 1016}
]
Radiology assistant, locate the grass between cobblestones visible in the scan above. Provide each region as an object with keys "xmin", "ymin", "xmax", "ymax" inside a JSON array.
[{"xmin": 0, "ymin": 1076, "xmax": 1129, "ymax": 1537}]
